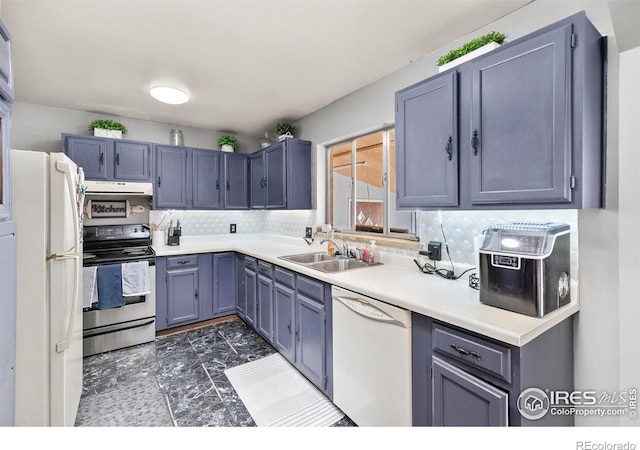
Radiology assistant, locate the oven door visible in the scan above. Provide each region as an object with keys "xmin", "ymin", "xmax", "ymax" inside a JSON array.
[{"xmin": 82, "ymin": 262, "xmax": 156, "ymax": 356}]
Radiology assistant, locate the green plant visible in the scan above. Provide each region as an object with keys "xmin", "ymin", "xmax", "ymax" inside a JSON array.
[
  {"xmin": 218, "ymin": 135, "xmax": 238, "ymax": 150},
  {"xmin": 437, "ymin": 31, "xmax": 506, "ymax": 66},
  {"xmin": 88, "ymin": 119, "xmax": 128, "ymax": 134},
  {"xmin": 275, "ymin": 121, "xmax": 296, "ymax": 137}
]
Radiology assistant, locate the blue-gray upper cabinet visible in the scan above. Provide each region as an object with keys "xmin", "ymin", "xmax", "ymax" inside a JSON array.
[
  {"xmin": 62, "ymin": 134, "xmax": 152, "ymax": 182},
  {"xmin": 154, "ymin": 145, "xmax": 189, "ymax": 209},
  {"xmin": 154, "ymin": 145, "xmax": 222, "ymax": 210},
  {"xmin": 249, "ymin": 139, "xmax": 312, "ymax": 210},
  {"xmin": 223, "ymin": 153, "xmax": 249, "ymax": 210},
  {"xmin": 469, "ymin": 23, "xmax": 574, "ymax": 205},
  {"xmin": 192, "ymin": 149, "xmax": 221, "ymax": 209},
  {"xmin": 396, "ymin": 71, "xmax": 458, "ymax": 207},
  {"xmin": 395, "ymin": 11, "xmax": 605, "ymax": 210}
]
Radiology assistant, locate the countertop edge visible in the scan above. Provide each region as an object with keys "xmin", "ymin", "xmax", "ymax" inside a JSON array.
[{"xmin": 152, "ymin": 239, "xmax": 579, "ymax": 347}]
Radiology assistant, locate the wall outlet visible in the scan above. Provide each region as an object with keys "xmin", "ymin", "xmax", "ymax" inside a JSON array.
[
  {"xmin": 428, "ymin": 241, "xmax": 442, "ymax": 261},
  {"xmin": 305, "ymin": 227, "xmax": 313, "ymax": 239},
  {"xmin": 230, "ymin": 223, "xmax": 236, "ymax": 234}
]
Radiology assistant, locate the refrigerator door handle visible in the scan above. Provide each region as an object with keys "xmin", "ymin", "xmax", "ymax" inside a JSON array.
[{"xmin": 54, "ymin": 160, "xmax": 82, "ymax": 353}]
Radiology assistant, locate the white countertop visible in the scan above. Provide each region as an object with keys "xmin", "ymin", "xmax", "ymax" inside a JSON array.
[{"xmin": 153, "ymin": 234, "xmax": 579, "ymax": 347}]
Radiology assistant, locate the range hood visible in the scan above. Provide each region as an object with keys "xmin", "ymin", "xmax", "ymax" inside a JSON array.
[{"xmin": 84, "ymin": 180, "xmax": 153, "ymax": 196}]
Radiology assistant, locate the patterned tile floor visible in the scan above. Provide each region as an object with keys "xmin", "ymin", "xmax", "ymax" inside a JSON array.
[{"xmin": 75, "ymin": 318, "xmax": 355, "ymax": 427}]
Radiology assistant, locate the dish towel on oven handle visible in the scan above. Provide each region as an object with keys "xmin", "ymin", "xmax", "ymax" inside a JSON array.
[
  {"xmin": 82, "ymin": 266, "xmax": 98, "ymax": 309},
  {"xmin": 96, "ymin": 264, "xmax": 126, "ymax": 310},
  {"xmin": 121, "ymin": 261, "xmax": 151, "ymax": 297}
]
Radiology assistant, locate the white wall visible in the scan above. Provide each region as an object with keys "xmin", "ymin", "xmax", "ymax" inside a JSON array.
[
  {"xmin": 617, "ymin": 45, "xmax": 640, "ymax": 427},
  {"xmin": 295, "ymin": 1, "xmax": 634, "ymax": 427},
  {"xmin": 11, "ymin": 102, "xmax": 262, "ymax": 154}
]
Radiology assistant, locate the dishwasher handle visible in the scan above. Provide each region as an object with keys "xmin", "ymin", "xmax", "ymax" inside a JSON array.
[{"xmin": 333, "ymin": 295, "xmax": 408, "ymax": 328}]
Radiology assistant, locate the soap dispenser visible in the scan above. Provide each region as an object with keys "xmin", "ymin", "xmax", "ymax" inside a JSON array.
[{"xmin": 368, "ymin": 240, "xmax": 377, "ymax": 264}]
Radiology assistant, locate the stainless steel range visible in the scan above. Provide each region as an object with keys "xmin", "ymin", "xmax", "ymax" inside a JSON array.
[
  {"xmin": 82, "ymin": 224, "xmax": 156, "ymax": 356},
  {"xmin": 81, "ymin": 182, "xmax": 156, "ymax": 357}
]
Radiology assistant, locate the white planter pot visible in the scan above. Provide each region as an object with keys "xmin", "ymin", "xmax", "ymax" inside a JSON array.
[
  {"xmin": 438, "ymin": 41, "xmax": 502, "ymax": 73},
  {"xmin": 221, "ymin": 144, "xmax": 234, "ymax": 153},
  {"xmin": 93, "ymin": 128, "xmax": 123, "ymax": 139},
  {"xmin": 278, "ymin": 132, "xmax": 293, "ymax": 142}
]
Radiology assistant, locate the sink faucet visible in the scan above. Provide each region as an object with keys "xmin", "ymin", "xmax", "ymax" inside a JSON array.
[{"xmin": 319, "ymin": 237, "xmax": 349, "ymax": 257}]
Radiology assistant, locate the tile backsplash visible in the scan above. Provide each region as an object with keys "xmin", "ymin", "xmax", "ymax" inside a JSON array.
[
  {"xmin": 150, "ymin": 208, "xmax": 577, "ymax": 273},
  {"xmin": 150, "ymin": 209, "xmax": 318, "ymax": 238}
]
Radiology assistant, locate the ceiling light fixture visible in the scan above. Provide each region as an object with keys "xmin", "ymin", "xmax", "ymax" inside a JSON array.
[{"xmin": 149, "ymin": 86, "xmax": 189, "ymax": 105}]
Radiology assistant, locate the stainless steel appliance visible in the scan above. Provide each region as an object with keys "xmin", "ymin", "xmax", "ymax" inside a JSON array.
[
  {"xmin": 479, "ymin": 222, "xmax": 570, "ymax": 317},
  {"xmin": 332, "ymin": 286, "xmax": 412, "ymax": 426},
  {"xmin": 82, "ymin": 224, "xmax": 156, "ymax": 356}
]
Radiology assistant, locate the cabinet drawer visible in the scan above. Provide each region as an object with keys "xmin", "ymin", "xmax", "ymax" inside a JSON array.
[
  {"xmin": 257, "ymin": 261, "xmax": 273, "ymax": 278},
  {"xmin": 274, "ymin": 267, "xmax": 295, "ymax": 288},
  {"xmin": 432, "ymin": 323, "xmax": 511, "ymax": 383},
  {"xmin": 296, "ymin": 275, "xmax": 325, "ymax": 304},
  {"xmin": 245, "ymin": 256, "xmax": 257, "ymax": 271},
  {"xmin": 167, "ymin": 255, "xmax": 199, "ymax": 269}
]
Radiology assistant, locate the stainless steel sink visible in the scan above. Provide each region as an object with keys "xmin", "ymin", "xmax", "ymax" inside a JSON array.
[
  {"xmin": 279, "ymin": 252, "xmax": 338, "ymax": 264},
  {"xmin": 307, "ymin": 258, "xmax": 375, "ymax": 273},
  {"xmin": 278, "ymin": 252, "xmax": 381, "ymax": 272}
]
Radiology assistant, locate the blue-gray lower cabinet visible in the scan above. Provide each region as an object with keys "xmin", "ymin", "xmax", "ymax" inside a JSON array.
[
  {"xmin": 273, "ymin": 267, "xmax": 296, "ymax": 362},
  {"xmin": 432, "ymin": 356, "xmax": 508, "ymax": 426},
  {"xmin": 242, "ymin": 256, "xmax": 258, "ymax": 328},
  {"xmin": 256, "ymin": 261, "xmax": 274, "ymax": 341},
  {"xmin": 0, "ymin": 221, "xmax": 16, "ymax": 426},
  {"xmin": 212, "ymin": 252, "xmax": 236, "ymax": 316},
  {"xmin": 412, "ymin": 314, "xmax": 574, "ymax": 426},
  {"xmin": 236, "ymin": 261, "xmax": 332, "ymax": 398},
  {"xmin": 157, "ymin": 253, "xmax": 238, "ymax": 331},
  {"xmin": 156, "ymin": 254, "xmax": 211, "ymax": 331}
]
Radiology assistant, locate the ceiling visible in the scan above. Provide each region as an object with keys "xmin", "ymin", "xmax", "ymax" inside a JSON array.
[{"xmin": 1, "ymin": 0, "xmax": 532, "ymax": 137}]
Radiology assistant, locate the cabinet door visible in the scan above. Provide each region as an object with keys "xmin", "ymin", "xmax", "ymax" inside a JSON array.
[
  {"xmin": 249, "ymin": 152, "xmax": 265, "ymax": 208},
  {"xmin": 155, "ymin": 145, "xmax": 189, "ymax": 209},
  {"xmin": 470, "ymin": 24, "xmax": 573, "ymax": 205},
  {"xmin": 166, "ymin": 267, "xmax": 200, "ymax": 327},
  {"xmin": 273, "ymin": 283, "xmax": 295, "ymax": 362},
  {"xmin": 235, "ymin": 255, "xmax": 246, "ymax": 318},
  {"xmin": 223, "ymin": 153, "xmax": 249, "ymax": 209},
  {"xmin": 243, "ymin": 267, "xmax": 257, "ymax": 328},
  {"xmin": 432, "ymin": 356, "xmax": 508, "ymax": 426},
  {"xmin": 265, "ymin": 143, "xmax": 286, "ymax": 208},
  {"xmin": 213, "ymin": 253, "xmax": 236, "ymax": 316},
  {"xmin": 113, "ymin": 140, "xmax": 152, "ymax": 181},
  {"xmin": 257, "ymin": 274, "xmax": 273, "ymax": 341},
  {"xmin": 192, "ymin": 149, "xmax": 221, "ymax": 209},
  {"xmin": 63, "ymin": 135, "xmax": 109, "ymax": 180},
  {"xmin": 0, "ymin": 221, "xmax": 16, "ymax": 425},
  {"xmin": 396, "ymin": 71, "xmax": 458, "ymax": 207},
  {"xmin": 295, "ymin": 293, "xmax": 326, "ymax": 390}
]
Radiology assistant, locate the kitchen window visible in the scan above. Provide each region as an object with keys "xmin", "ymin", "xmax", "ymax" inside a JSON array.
[{"xmin": 328, "ymin": 127, "xmax": 416, "ymax": 240}]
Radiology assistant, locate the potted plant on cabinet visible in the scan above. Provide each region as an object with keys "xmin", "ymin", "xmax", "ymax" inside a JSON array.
[
  {"xmin": 218, "ymin": 135, "xmax": 238, "ymax": 152},
  {"xmin": 437, "ymin": 31, "xmax": 506, "ymax": 72},
  {"xmin": 275, "ymin": 122, "xmax": 296, "ymax": 141},
  {"xmin": 88, "ymin": 119, "xmax": 128, "ymax": 139}
]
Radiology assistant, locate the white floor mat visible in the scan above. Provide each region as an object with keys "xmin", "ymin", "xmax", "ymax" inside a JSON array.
[{"xmin": 224, "ymin": 353, "xmax": 343, "ymax": 427}]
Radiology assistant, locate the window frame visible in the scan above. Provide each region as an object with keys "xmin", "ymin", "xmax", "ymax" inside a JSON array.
[{"xmin": 326, "ymin": 125, "xmax": 417, "ymax": 242}]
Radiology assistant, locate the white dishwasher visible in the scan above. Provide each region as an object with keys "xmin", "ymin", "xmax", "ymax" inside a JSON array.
[{"xmin": 332, "ymin": 286, "xmax": 412, "ymax": 426}]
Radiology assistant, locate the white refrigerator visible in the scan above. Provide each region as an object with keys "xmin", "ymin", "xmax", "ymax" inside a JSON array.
[{"xmin": 11, "ymin": 149, "xmax": 85, "ymax": 426}]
